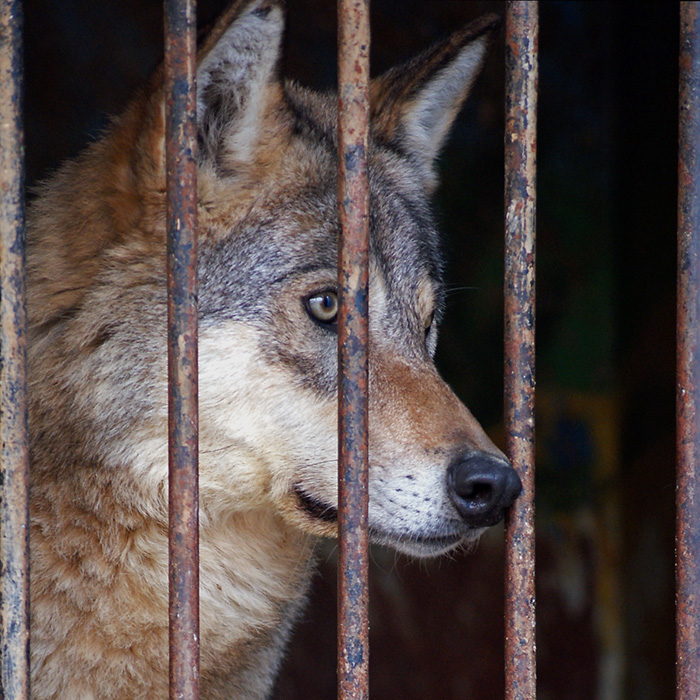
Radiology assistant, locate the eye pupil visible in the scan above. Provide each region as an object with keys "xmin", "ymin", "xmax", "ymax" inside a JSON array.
[{"xmin": 306, "ymin": 291, "xmax": 338, "ymax": 324}]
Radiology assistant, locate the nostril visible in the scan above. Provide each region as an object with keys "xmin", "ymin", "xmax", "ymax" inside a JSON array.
[
  {"xmin": 457, "ymin": 478, "xmax": 493, "ymax": 507},
  {"xmin": 448, "ymin": 452, "xmax": 522, "ymax": 528}
]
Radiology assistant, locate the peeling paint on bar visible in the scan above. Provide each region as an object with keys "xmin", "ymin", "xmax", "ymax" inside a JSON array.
[
  {"xmin": 164, "ymin": 1, "xmax": 200, "ymax": 698},
  {"xmin": 503, "ymin": 3, "xmax": 538, "ymax": 700},
  {"xmin": 0, "ymin": 1, "xmax": 29, "ymax": 698},
  {"xmin": 336, "ymin": 1, "xmax": 370, "ymax": 699},
  {"xmin": 677, "ymin": 4, "xmax": 700, "ymax": 698}
]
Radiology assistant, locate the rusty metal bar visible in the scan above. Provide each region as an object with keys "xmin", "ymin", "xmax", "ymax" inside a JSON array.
[
  {"xmin": 503, "ymin": 2, "xmax": 538, "ymax": 699},
  {"xmin": 677, "ymin": 4, "xmax": 700, "ymax": 698},
  {"xmin": 336, "ymin": 1, "xmax": 370, "ymax": 699},
  {"xmin": 0, "ymin": 1, "xmax": 29, "ymax": 698},
  {"xmin": 164, "ymin": 0, "xmax": 200, "ymax": 698}
]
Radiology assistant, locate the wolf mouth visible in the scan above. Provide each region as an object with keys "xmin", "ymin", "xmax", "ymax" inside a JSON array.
[
  {"xmin": 370, "ymin": 528, "xmax": 468, "ymax": 556},
  {"xmin": 294, "ymin": 486, "xmax": 338, "ymax": 523},
  {"xmin": 293, "ymin": 486, "xmax": 470, "ymax": 553}
]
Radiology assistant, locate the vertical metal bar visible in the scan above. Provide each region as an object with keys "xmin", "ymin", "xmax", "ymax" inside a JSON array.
[
  {"xmin": 336, "ymin": 1, "xmax": 370, "ymax": 699},
  {"xmin": 164, "ymin": 1, "xmax": 199, "ymax": 698},
  {"xmin": 677, "ymin": 4, "xmax": 700, "ymax": 698},
  {"xmin": 503, "ymin": 2, "xmax": 537, "ymax": 700},
  {"xmin": 0, "ymin": 1, "xmax": 29, "ymax": 698}
]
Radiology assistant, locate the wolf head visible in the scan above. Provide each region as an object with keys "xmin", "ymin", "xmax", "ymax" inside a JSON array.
[{"xmin": 28, "ymin": 0, "xmax": 520, "ymax": 559}]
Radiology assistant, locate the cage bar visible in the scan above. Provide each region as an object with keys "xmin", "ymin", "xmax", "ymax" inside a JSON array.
[
  {"xmin": 503, "ymin": 2, "xmax": 538, "ymax": 699},
  {"xmin": 0, "ymin": 1, "xmax": 29, "ymax": 698},
  {"xmin": 677, "ymin": 4, "xmax": 700, "ymax": 698},
  {"xmin": 164, "ymin": 0, "xmax": 200, "ymax": 698},
  {"xmin": 336, "ymin": 1, "xmax": 371, "ymax": 699}
]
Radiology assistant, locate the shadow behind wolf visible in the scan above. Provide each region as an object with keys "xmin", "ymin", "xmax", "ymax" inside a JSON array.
[{"xmin": 26, "ymin": 0, "xmax": 521, "ymax": 697}]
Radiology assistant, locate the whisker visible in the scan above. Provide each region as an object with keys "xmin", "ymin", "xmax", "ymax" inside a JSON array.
[{"xmin": 444, "ymin": 285, "xmax": 481, "ymax": 296}]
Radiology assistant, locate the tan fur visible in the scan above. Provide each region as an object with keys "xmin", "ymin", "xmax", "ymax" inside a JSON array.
[{"xmin": 24, "ymin": 2, "xmax": 517, "ymax": 698}]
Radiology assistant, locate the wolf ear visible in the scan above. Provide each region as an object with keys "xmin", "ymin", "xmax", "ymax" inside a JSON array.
[
  {"xmin": 196, "ymin": 0, "xmax": 284, "ymax": 166},
  {"xmin": 371, "ymin": 14, "xmax": 500, "ymax": 187}
]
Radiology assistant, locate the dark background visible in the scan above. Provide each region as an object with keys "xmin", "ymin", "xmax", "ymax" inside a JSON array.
[{"xmin": 24, "ymin": 2, "xmax": 679, "ymax": 698}]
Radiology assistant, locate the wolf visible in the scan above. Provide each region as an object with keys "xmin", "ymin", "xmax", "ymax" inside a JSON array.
[{"xmin": 25, "ymin": 1, "xmax": 521, "ymax": 698}]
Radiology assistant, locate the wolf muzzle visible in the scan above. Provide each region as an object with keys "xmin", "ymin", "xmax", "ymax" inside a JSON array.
[{"xmin": 447, "ymin": 453, "xmax": 523, "ymax": 528}]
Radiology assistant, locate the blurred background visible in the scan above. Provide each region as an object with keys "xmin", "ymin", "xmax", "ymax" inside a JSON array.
[{"xmin": 24, "ymin": 1, "xmax": 679, "ymax": 698}]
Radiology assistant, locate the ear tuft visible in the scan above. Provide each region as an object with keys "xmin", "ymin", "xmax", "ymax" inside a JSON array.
[
  {"xmin": 196, "ymin": 0, "xmax": 285, "ymax": 166},
  {"xmin": 371, "ymin": 14, "xmax": 500, "ymax": 186}
]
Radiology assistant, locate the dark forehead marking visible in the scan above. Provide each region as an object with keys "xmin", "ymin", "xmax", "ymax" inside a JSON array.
[
  {"xmin": 280, "ymin": 85, "xmax": 445, "ymax": 299},
  {"xmin": 369, "ymin": 167, "xmax": 444, "ymax": 282},
  {"xmin": 282, "ymin": 84, "xmax": 337, "ymax": 152}
]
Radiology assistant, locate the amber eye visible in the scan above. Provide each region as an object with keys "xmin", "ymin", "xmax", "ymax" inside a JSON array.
[{"xmin": 306, "ymin": 291, "xmax": 338, "ymax": 325}]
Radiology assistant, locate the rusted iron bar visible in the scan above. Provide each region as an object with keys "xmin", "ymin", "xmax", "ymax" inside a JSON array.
[
  {"xmin": 164, "ymin": 0, "xmax": 200, "ymax": 698},
  {"xmin": 336, "ymin": 1, "xmax": 370, "ymax": 699},
  {"xmin": 503, "ymin": 2, "xmax": 538, "ymax": 699},
  {"xmin": 677, "ymin": 4, "xmax": 700, "ymax": 698},
  {"xmin": 0, "ymin": 1, "xmax": 29, "ymax": 698}
]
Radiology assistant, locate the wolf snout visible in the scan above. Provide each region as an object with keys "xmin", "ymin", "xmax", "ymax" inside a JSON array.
[{"xmin": 447, "ymin": 453, "xmax": 523, "ymax": 528}]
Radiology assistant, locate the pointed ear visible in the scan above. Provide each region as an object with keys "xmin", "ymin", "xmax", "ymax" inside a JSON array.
[
  {"xmin": 371, "ymin": 14, "xmax": 500, "ymax": 185},
  {"xmin": 196, "ymin": 0, "xmax": 284, "ymax": 166}
]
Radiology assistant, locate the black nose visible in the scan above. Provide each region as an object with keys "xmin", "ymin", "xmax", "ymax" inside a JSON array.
[{"xmin": 447, "ymin": 452, "xmax": 522, "ymax": 528}]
